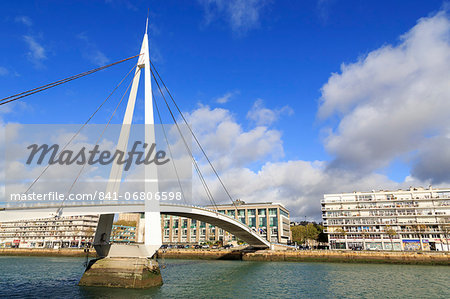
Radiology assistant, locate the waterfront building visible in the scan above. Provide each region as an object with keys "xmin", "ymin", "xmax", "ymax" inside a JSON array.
[
  {"xmin": 117, "ymin": 213, "xmax": 143, "ymax": 242},
  {"xmin": 322, "ymin": 187, "xmax": 450, "ymax": 251},
  {"xmin": 0, "ymin": 201, "xmax": 291, "ymax": 248},
  {"xmin": 160, "ymin": 201, "xmax": 291, "ymax": 244},
  {"xmin": 0, "ymin": 215, "xmax": 98, "ymax": 248},
  {"xmin": 111, "ymin": 224, "xmax": 136, "ymax": 244}
]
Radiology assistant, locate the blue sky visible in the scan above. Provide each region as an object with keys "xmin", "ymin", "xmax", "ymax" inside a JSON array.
[{"xmin": 1, "ymin": 1, "xmax": 449, "ymax": 220}]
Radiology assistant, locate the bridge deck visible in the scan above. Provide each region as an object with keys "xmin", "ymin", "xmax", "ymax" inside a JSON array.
[{"xmin": 0, "ymin": 203, "xmax": 270, "ymax": 248}]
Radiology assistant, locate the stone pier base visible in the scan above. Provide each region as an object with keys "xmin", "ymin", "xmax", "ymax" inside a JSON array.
[{"xmin": 78, "ymin": 257, "xmax": 163, "ymax": 288}]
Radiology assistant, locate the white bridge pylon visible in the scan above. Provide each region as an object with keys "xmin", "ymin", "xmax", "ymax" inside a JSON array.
[
  {"xmin": 0, "ymin": 204, "xmax": 271, "ymax": 248},
  {"xmin": 92, "ymin": 18, "xmax": 161, "ymax": 258}
]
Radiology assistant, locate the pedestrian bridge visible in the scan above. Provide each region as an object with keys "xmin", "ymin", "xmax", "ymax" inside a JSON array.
[{"xmin": 0, "ymin": 203, "xmax": 270, "ymax": 248}]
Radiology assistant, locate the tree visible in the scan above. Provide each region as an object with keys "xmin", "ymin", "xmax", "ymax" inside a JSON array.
[
  {"xmin": 361, "ymin": 230, "xmax": 369, "ymax": 251},
  {"xmin": 306, "ymin": 223, "xmax": 319, "ymax": 247},
  {"xmin": 411, "ymin": 224, "xmax": 427, "ymax": 250},
  {"xmin": 316, "ymin": 225, "xmax": 328, "ymax": 244},
  {"xmin": 385, "ymin": 226, "xmax": 397, "ymax": 251},
  {"xmin": 113, "ymin": 220, "xmax": 137, "ymax": 227},
  {"xmin": 290, "ymin": 225, "xmax": 307, "ymax": 245}
]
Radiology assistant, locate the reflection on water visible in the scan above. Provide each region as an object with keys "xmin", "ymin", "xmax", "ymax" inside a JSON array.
[{"xmin": 0, "ymin": 256, "xmax": 449, "ymax": 298}]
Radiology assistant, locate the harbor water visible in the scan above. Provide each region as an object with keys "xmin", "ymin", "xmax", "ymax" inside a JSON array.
[{"xmin": 0, "ymin": 256, "xmax": 449, "ymax": 298}]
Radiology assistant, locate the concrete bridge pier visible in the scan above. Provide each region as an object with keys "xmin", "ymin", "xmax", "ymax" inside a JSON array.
[
  {"xmin": 78, "ymin": 256, "xmax": 162, "ymax": 289},
  {"xmin": 78, "ymin": 215, "xmax": 163, "ymax": 288}
]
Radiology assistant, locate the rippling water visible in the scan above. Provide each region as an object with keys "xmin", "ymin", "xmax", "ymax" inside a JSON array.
[{"xmin": 0, "ymin": 256, "xmax": 449, "ymax": 298}]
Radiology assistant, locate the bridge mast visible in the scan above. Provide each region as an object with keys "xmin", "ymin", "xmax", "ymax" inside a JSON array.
[
  {"xmin": 142, "ymin": 16, "xmax": 163, "ymax": 251},
  {"xmin": 93, "ymin": 16, "xmax": 161, "ymax": 258}
]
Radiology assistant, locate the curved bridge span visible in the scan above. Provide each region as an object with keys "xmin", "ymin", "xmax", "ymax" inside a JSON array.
[{"xmin": 0, "ymin": 203, "xmax": 270, "ymax": 248}]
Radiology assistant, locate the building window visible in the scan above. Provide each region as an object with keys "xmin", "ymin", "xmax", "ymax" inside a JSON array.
[
  {"xmin": 270, "ymin": 217, "xmax": 278, "ymax": 227},
  {"xmin": 280, "ymin": 209, "xmax": 289, "ymax": 218},
  {"xmin": 259, "ymin": 217, "xmax": 267, "ymax": 227}
]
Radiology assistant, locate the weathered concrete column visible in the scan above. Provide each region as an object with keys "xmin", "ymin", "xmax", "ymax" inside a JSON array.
[
  {"xmin": 79, "ymin": 244, "xmax": 162, "ymax": 288},
  {"xmin": 79, "ymin": 257, "xmax": 162, "ymax": 288},
  {"xmin": 93, "ymin": 214, "xmax": 114, "ymax": 257}
]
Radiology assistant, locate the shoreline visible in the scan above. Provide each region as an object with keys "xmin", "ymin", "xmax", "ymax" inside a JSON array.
[
  {"xmin": 1, "ymin": 248, "xmax": 449, "ymax": 265},
  {"xmin": 0, "ymin": 248, "xmax": 96, "ymax": 257},
  {"xmin": 156, "ymin": 249, "xmax": 450, "ymax": 265}
]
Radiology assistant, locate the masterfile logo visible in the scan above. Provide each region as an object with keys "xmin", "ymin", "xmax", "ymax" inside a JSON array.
[
  {"xmin": 4, "ymin": 124, "xmax": 193, "ymax": 208},
  {"xmin": 26, "ymin": 141, "xmax": 170, "ymax": 171}
]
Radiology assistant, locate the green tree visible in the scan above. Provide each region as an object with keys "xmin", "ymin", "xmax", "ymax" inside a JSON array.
[
  {"xmin": 316, "ymin": 225, "xmax": 328, "ymax": 244},
  {"xmin": 385, "ymin": 225, "xmax": 397, "ymax": 251},
  {"xmin": 290, "ymin": 225, "xmax": 307, "ymax": 245},
  {"xmin": 306, "ymin": 223, "xmax": 319, "ymax": 246}
]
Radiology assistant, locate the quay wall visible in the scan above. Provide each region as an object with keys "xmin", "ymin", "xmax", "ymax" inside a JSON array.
[
  {"xmin": 1, "ymin": 248, "xmax": 448, "ymax": 265},
  {"xmin": 157, "ymin": 249, "xmax": 450, "ymax": 265},
  {"xmin": 0, "ymin": 248, "xmax": 96, "ymax": 257}
]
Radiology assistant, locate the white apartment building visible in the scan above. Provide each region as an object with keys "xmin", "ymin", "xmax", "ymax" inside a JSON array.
[
  {"xmin": 322, "ymin": 187, "xmax": 450, "ymax": 251},
  {"xmin": 0, "ymin": 215, "xmax": 99, "ymax": 249}
]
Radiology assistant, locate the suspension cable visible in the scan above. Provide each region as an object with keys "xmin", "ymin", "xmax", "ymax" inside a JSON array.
[
  {"xmin": 150, "ymin": 61, "xmax": 237, "ymax": 210},
  {"xmin": 153, "ymin": 91, "xmax": 187, "ymax": 205},
  {"xmin": 0, "ymin": 54, "xmax": 141, "ymax": 106},
  {"xmin": 57, "ymin": 66, "xmax": 140, "ymax": 213},
  {"xmin": 151, "ymin": 70, "xmax": 218, "ymax": 210},
  {"xmin": 24, "ymin": 63, "xmax": 138, "ymax": 194}
]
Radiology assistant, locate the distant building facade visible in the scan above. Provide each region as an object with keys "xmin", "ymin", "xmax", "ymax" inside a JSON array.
[
  {"xmin": 161, "ymin": 201, "xmax": 291, "ymax": 244},
  {"xmin": 111, "ymin": 225, "xmax": 136, "ymax": 243},
  {"xmin": 322, "ymin": 187, "xmax": 450, "ymax": 251},
  {"xmin": 0, "ymin": 215, "xmax": 98, "ymax": 248},
  {"xmin": 0, "ymin": 201, "xmax": 291, "ymax": 247}
]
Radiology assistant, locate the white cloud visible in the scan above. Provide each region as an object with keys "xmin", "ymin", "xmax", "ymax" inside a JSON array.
[
  {"xmin": 183, "ymin": 10, "xmax": 450, "ymax": 220},
  {"xmin": 185, "ymin": 105, "xmax": 284, "ymax": 171},
  {"xmin": 247, "ymin": 99, "xmax": 293, "ymax": 126},
  {"xmin": 184, "ymin": 104, "xmax": 412, "ymax": 221},
  {"xmin": 23, "ymin": 35, "xmax": 47, "ymax": 66},
  {"xmin": 318, "ymin": 10, "xmax": 450, "ymax": 181},
  {"xmin": 77, "ymin": 33, "xmax": 109, "ymax": 66},
  {"xmin": 215, "ymin": 91, "xmax": 239, "ymax": 104},
  {"xmin": 15, "ymin": 16, "xmax": 32, "ymax": 27},
  {"xmin": 410, "ymin": 132, "xmax": 450, "ymax": 184},
  {"xmin": 199, "ymin": 0, "xmax": 269, "ymax": 34}
]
